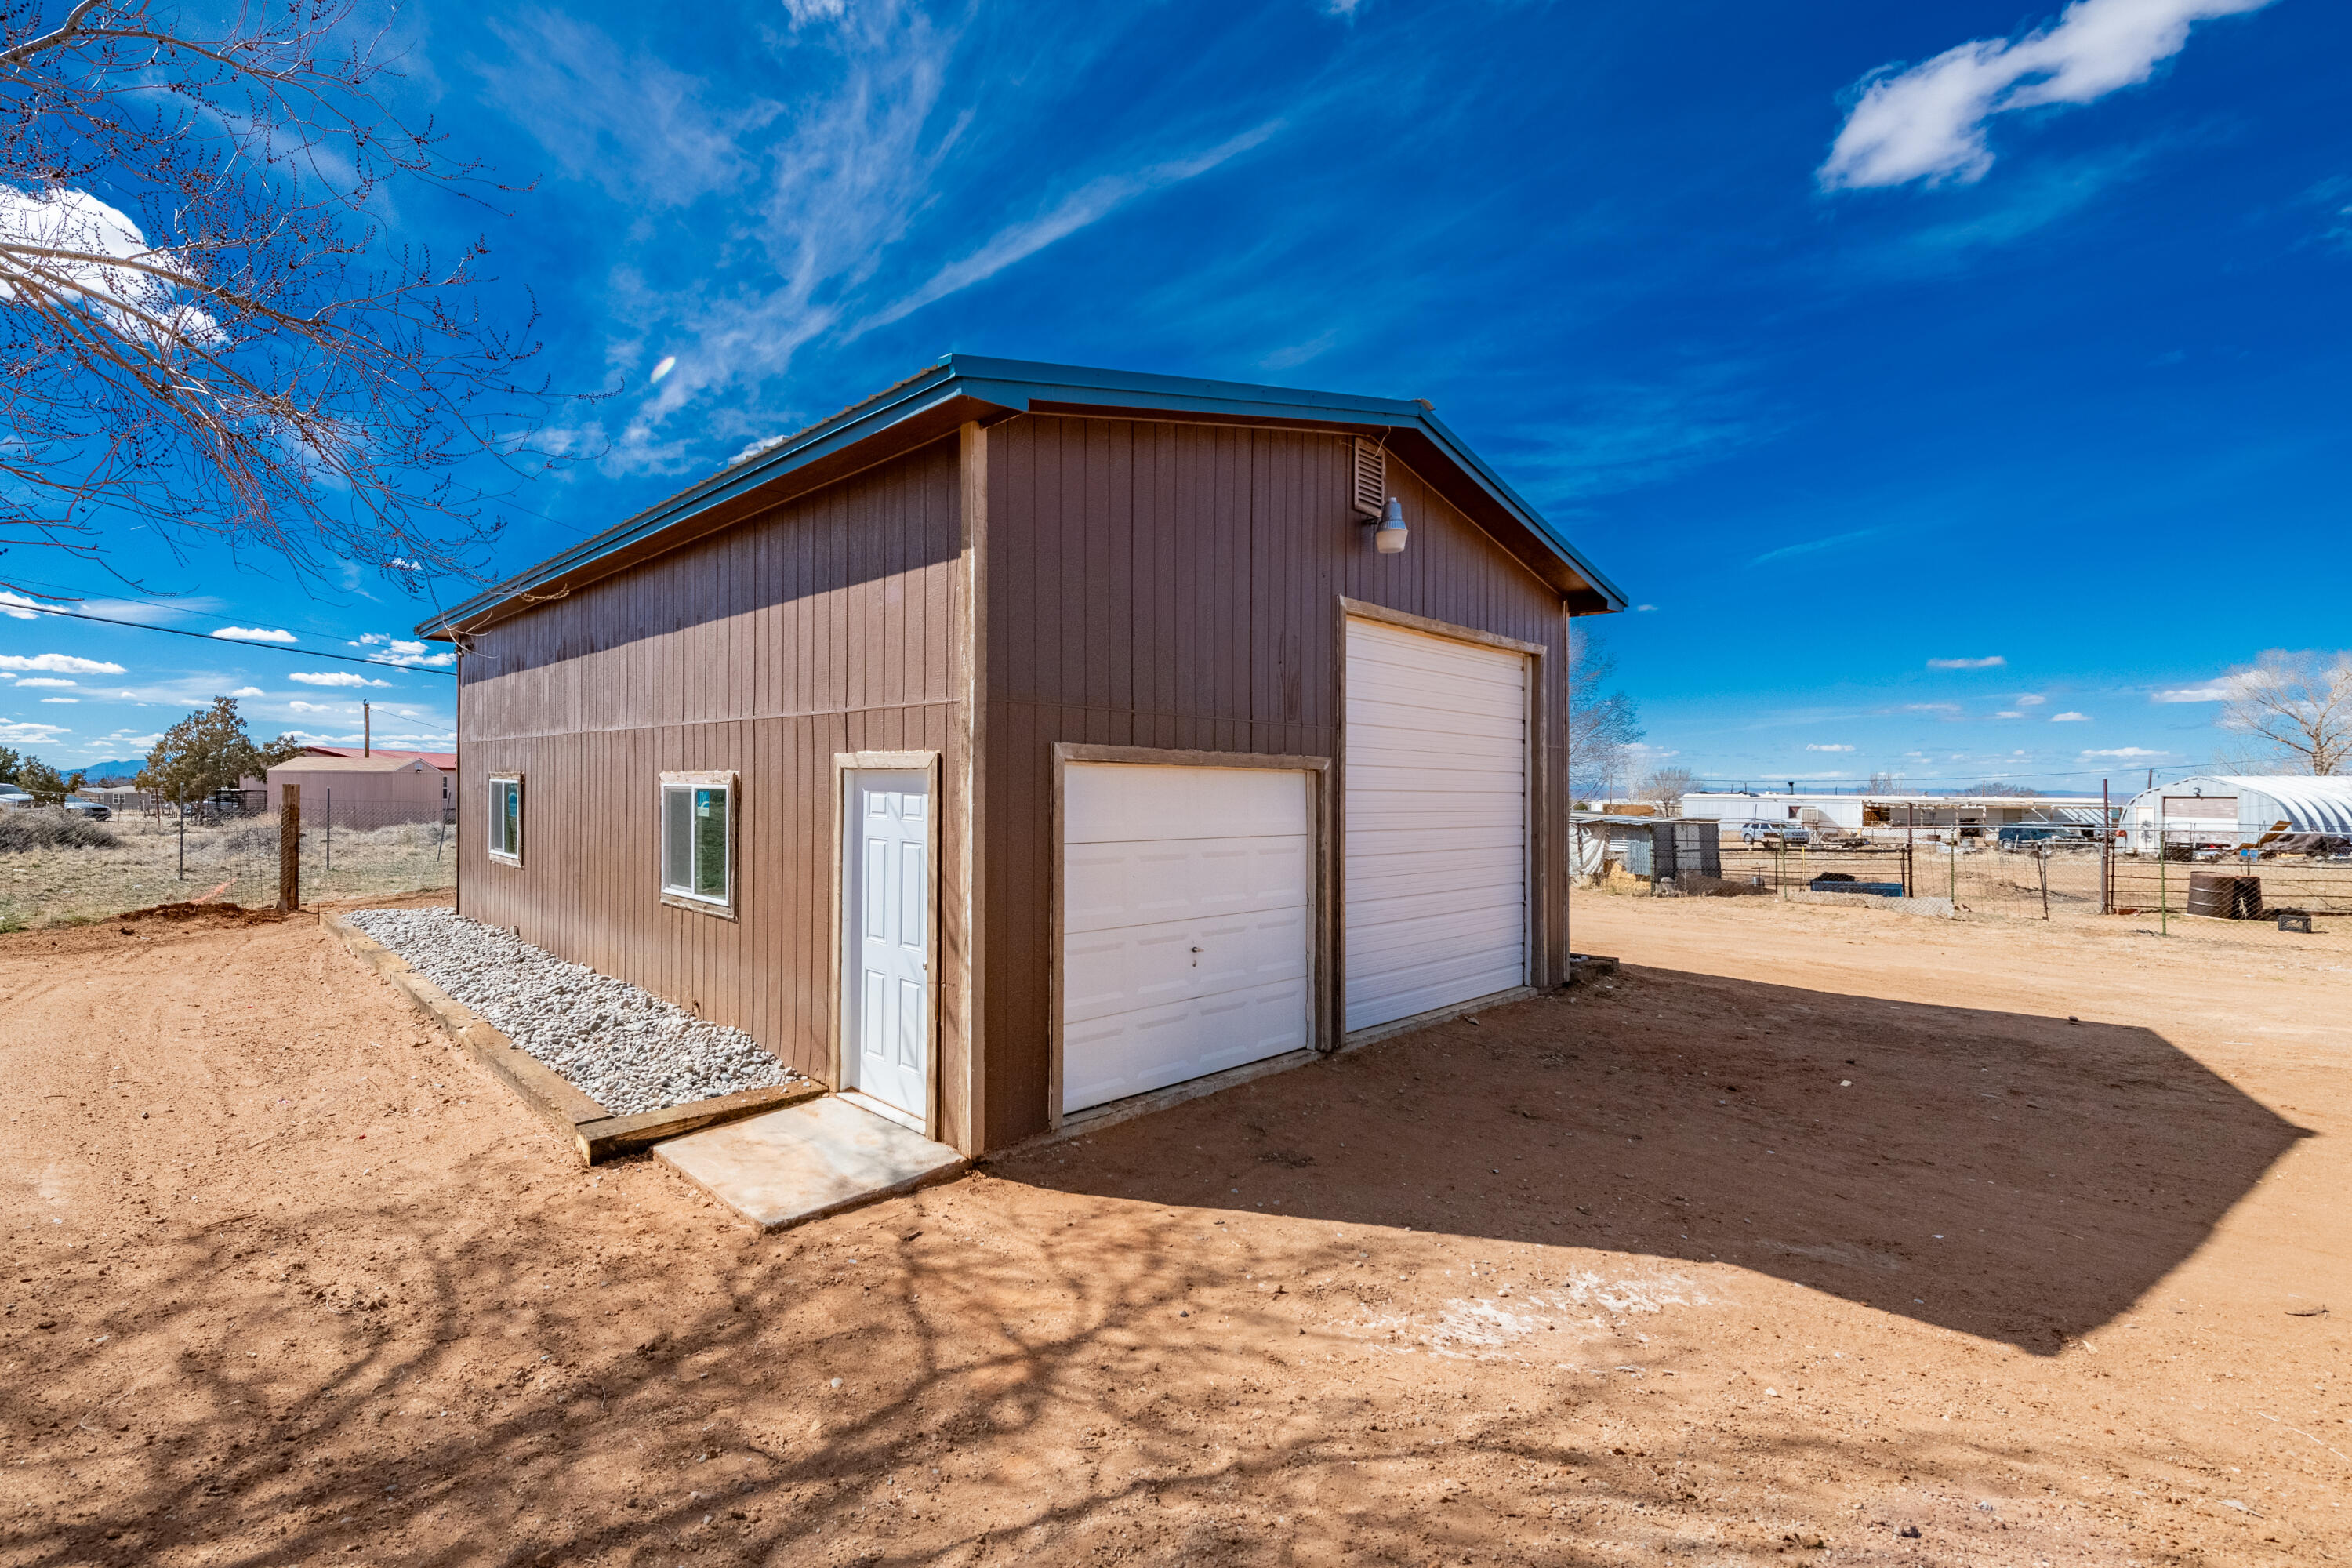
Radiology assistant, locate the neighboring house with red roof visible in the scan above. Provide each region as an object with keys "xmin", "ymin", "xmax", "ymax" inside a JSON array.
[{"xmin": 299, "ymin": 746, "xmax": 456, "ymax": 774}]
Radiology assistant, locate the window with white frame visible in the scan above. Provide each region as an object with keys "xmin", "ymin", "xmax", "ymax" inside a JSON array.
[
  {"xmin": 660, "ymin": 771, "xmax": 735, "ymax": 910},
  {"xmin": 488, "ymin": 775, "xmax": 522, "ymax": 865}
]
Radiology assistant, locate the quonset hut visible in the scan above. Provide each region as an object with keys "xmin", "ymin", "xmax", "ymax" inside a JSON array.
[{"xmin": 2120, "ymin": 775, "xmax": 2352, "ymax": 854}]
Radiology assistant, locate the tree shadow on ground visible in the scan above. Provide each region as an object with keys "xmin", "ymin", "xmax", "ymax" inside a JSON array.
[
  {"xmin": 4, "ymin": 1161, "xmax": 2161, "ymax": 1568},
  {"xmin": 1001, "ymin": 960, "xmax": 2311, "ymax": 1356},
  {"xmin": 2, "ymin": 956, "xmax": 2309, "ymax": 1568}
]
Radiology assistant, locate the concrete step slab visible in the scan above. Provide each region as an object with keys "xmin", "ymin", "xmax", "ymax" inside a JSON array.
[{"xmin": 655, "ymin": 1095, "xmax": 964, "ymax": 1230}]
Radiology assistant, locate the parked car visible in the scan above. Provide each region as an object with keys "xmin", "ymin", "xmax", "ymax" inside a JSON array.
[
  {"xmin": 1740, "ymin": 820, "xmax": 1810, "ymax": 846},
  {"xmin": 0, "ymin": 787, "xmax": 31, "ymax": 810},
  {"xmin": 1996, "ymin": 825, "xmax": 2097, "ymax": 851},
  {"xmin": 62, "ymin": 797, "xmax": 111, "ymax": 822}
]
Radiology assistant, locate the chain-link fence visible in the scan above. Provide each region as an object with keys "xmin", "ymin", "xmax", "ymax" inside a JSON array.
[{"xmin": 0, "ymin": 797, "xmax": 454, "ymax": 931}]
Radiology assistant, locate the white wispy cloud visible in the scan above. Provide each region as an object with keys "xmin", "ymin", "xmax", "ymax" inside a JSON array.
[
  {"xmin": 1820, "ymin": 0, "xmax": 2276, "ymax": 191},
  {"xmin": 1996, "ymin": 710, "xmax": 2025, "ymax": 718},
  {"xmin": 585, "ymin": 0, "xmax": 966, "ymax": 472},
  {"xmin": 288, "ymin": 671, "xmax": 392, "ymax": 688},
  {"xmin": 501, "ymin": 5, "xmax": 1286, "ymax": 477},
  {"xmin": 229, "ymin": 687, "xmax": 265, "ymax": 697},
  {"xmin": 857, "ymin": 122, "xmax": 1284, "ymax": 335},
  {"xmin": 0, "ymin": 590, "xmax": 60, "ymax": 620},
  {"xmin": 0, "ymin": 185, "xmax": 223, "ymax": 346},
  {"xmin": 2151, "ymin": 681, "xmax": 2239, "ymax": 702},
  {"xmin": 13, "ymin": 677, "xmax": 74, "ymax": 688},
  {"xmin": 354, "ymin": 633, "xmax": 456, "ymax": 670},
  {"xmin": 0, "ymin": 720, "xmax": 69, "ymax": 743},
  {"xmin": 1927, "ymin": 655, "xmax": 2005, "ymax": 670},
  {"xmin": 1752, "ymin": 527, "xmax": 1882, "ymax": 565},
  {"xmin": 477, "ymin": 10, "xmax": 783, "ymax": 209},
  {"xmin": 39, "ymin": 697, "xmax": 76, "ymax": 703},
  {"xmin": 2082, "ymin": 746, "xmax": 2165, "ymax": 757},
  {"xmin": 2016, "ymin": 694, "xmax": 2047, "ymax": 706},
  {"xmin": 0, "ymin": 653, "xmax": 124, "ymax": 674},
  {"xmin": 211, "ymin": 626, "xmax": 298, "ymax": 644},
  {"xmin": 2050, "ymin": 711, "xmax": 2092, "ymax": 721},
  {"xmin": 1806, "ymin": 743, "xmax": 1856, "ymax": 752}
]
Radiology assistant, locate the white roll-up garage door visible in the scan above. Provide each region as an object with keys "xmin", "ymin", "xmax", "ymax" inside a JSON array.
[
  {"xmin": 1344, "ymin": 616, "xmax": 1530, "ymax": 1033},
  {"xmin": 1061, "ymin": 764, "xmax": 1313, "ymax": 1114}
]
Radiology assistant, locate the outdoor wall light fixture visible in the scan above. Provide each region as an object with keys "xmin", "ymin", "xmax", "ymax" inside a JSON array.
[{"xmin": 1374, "ymin": 495, "xmax": 1408, "ymax": 554}]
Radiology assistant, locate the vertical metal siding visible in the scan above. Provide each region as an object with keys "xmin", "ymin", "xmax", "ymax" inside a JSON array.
[
  {"xmin": 454, "ymin": 439, "xmax": 970, "ymax": 1124},
  {"xmin": 981, "ymin": 415, "xmax": 1572, "ymax": 1148}
]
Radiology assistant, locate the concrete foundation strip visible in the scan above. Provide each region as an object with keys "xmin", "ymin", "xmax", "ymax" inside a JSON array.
[{"xmin": 318, "ymin": 909, "xmax": 822, "ymax": 1165}]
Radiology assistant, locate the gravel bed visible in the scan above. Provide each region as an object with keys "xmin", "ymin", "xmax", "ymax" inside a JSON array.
[{"xmin": 346, "ymin": 906, "xmax": 802, "ymax": 1116}]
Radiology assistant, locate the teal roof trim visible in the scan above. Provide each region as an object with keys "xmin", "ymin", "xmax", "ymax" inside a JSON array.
[{"xmin": 419, "ymin": 354, "xmax": 1627, "ymax": 637}]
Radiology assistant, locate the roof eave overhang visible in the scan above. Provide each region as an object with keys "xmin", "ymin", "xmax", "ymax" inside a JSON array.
[{"xmin": 418, "ymin": 355, "xmax": 1628, "ymax": 639}]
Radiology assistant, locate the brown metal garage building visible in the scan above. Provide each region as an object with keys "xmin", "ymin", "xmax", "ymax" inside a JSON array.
[{"xmin": 417, "ymin": 357, "xmax": 1627, "ymax": 1156}]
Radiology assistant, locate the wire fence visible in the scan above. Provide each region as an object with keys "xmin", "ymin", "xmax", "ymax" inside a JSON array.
[
  {"xmin": 0, "ymin": 799, "xmax": 455, "ymax": 931},
  {"xmin": 1699, "ymin": 842, "xmax": 2352, "ymax": 924}
]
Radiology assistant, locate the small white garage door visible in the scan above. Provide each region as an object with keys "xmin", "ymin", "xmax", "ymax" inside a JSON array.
[
  {"xmin": 1344, "ymin": 616, "xmax": 1530, "ymax": 1033},
  {"xmin": 1061, "ymin": 764, "xmax": 1312, "ymax": 1115}
]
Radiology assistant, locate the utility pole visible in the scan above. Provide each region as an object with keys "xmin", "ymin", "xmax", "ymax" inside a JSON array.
[{"xmin": 363, "ymin": 701, "xmax": 372, "ymax": 758}]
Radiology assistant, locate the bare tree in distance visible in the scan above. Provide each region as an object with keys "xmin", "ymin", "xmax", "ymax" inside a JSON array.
[
  {"xmin": 1968, "ymin": 781, "xmax": 2040, "ymax": 798},
  {"xmin": 1568, "ymin": 622, "xmax": 1642, "ymax": 801},
  {"xmin": 0, "ymin": 0, "xmax": 593, "ymax": 593},
  {"xmin": 2216, "ymin": 650, "xmax": 2351, "ymax": 776},
  {"xmin": 1638, "ymin": 766, "xmax": 1695, "ymax": 813},
  {"xmin": 1867, "ymin": 771, "xmax": 1900, "ymax": 793}
]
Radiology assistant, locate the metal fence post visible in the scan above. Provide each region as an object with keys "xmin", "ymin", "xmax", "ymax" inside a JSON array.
[
  {"xmin": 176, "ymin": 801, "xmax": 185, "ymax": 880},
  {"xmin": 278, "ymin": 785, "xmax": 301, "ymax": 913},
  {"xmin": 2158, "ymin": 800, "xmax": 2169, "ymax": 937},
  {"xmin": 2100, "ymin": 780, "xmax": 2112, "ymax": 916},
  {"xmin": 325, "ymin": 786, "xmax": 332, "ymax": 873}
]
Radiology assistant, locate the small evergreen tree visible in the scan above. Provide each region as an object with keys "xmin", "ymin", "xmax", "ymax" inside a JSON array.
[
  {"xmin": 136, "ymin": 698, "xmax": 296, "ymax": 805},
  {"xmin": 16, "ymin": 757, "xmax": 78, "ymax": 803}
]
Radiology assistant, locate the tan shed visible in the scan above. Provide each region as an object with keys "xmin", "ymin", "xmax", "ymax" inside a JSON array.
[
  {"xmin": 416, "ymin": 357, "xmax": 1628, "ymax": 1156},
  {"xmin": 266, "ymin": 754, "xmax": 449, "ymax": 825}
]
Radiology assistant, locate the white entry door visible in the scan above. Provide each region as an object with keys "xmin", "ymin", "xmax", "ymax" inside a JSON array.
[
  {"xmin": 1061, "ymin": 764, "xmax": 1312, "ymax": 1115},
  {"xmin": 842, "ymin": 768, "xmax": 931, "ymax": 1123},
  {"xmin": 1344, "ymin": 616, "xmax": 1530, "ymax": 1033}
]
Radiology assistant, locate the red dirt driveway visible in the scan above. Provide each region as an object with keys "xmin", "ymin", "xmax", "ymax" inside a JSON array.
[{"xmin": 2, "ymin": 895, "xmax": 2347, "ymax": 1566}]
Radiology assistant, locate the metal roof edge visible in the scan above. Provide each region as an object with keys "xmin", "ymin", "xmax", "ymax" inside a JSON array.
[
  {"xmin": 419, "ymin": 354, "xmax": 1629, "ymax": 636},
  {"xmin": 416, "ymin": 361, "xmax": 971, "ymax": 637},
  {"xmin": 1409, "ymin": 405, "xmax": 1629, "ymax": 612}
]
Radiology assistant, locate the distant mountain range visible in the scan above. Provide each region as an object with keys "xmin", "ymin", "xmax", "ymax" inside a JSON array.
[{"xmin": 67, "ymin": 760, "xmax": 150, "ymax": 782}]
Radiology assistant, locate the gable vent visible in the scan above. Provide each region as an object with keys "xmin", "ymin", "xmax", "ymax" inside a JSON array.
[{"xmin": 1351, "ymin": 438, "xmax": 1386, "ymax": 520}]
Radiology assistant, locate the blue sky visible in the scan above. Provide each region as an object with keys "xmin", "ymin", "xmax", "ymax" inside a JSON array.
[{"xmin": 3, "ymin": 0, "xmax": 2343, "ymax": 788}]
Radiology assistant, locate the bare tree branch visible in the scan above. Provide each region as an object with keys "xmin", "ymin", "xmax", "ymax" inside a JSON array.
[
  {"xmin": 1567, "ymin": 622, "xmax": 1642, "ymax": 800},
  {"xmin": 2216, "ymin": 649, "xmax": 2352, "ymax": 776},
  {"xmin": 0, "ymin": 0, "xmax": 605, "ymax": 593}
]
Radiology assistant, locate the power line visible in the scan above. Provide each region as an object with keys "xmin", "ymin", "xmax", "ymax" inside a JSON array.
[{"xmin": 4, "ymin": 604, "xmax": 455, "ymax": 676}]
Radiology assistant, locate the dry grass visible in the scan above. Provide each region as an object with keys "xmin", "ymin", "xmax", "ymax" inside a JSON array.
[{"xmin": 0, "ymin": 811, "xmax": 452, "ymax": 930}]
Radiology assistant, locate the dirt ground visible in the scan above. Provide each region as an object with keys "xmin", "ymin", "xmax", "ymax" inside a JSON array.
[{"xmin": 3, "ymin": 894, "xmax": 2346, "ymax": 1566}]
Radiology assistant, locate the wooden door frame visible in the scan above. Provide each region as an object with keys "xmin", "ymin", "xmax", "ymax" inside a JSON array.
[
  {"xmin": 1047, "ymin": 742, "xmax": 1333, "ymax": 1131},
  {"xmin": 831, "ymin": 750, "xmax": 945, "ymax": 1139},
  {"xmin": 1334, "ymin": 597, "xmax": 1549, "ymax": 1046}
]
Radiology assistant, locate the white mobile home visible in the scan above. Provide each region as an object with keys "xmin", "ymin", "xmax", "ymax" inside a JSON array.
[{"xmin": 1680, "ymin": 792, "xmax": 2104, "ymax": 838}]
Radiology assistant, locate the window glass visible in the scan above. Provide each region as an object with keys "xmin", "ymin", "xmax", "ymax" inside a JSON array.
[
  {"xmin": 489, "ymin": 779, "xmax": 520, "ymax": 860},
  {"xmin": 663, "ymin": 786, "xmax": 692, "ymax": 893},
  {"xmin": 694, "ymin": 788, "xmax": 728, "ymax": 899},
  {"xmin": 660, "ymin": 777, "xmax": 733, "ymax": 906}
]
